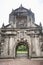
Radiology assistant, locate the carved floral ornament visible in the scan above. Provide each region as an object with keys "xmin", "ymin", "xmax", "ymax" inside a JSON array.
[{"xmin": 17, "ymin": 38, "xmax": 27, "ymax": 43}]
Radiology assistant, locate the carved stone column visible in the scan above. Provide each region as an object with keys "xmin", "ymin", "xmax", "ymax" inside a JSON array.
[
  {"xmin": 31, "ymin": 35, "xmax": 36, "ymax": 57},
  {"xmin": 9, "ymin": 36, "xmax": 14, "ymax": 56},
  {"xmin": 35, "ymin": 35, "xmax": 40, "ymax": 56}
]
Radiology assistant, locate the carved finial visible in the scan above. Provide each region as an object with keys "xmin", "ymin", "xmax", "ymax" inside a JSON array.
[
  {"xmin": 2, "ymin": 23, "xmax": 4, "ymax": 27},
  {"xmin": 2, "ymin": 23, "xmax": 4, "ymax": 28},
  {"xmin": 20, "ymin": 4, "xmax": 22, "ymax": 8},
  {"xmin": 39, "ymin": 22, "xmax": 42, "ymax": 33},
  {"xmin": 40, "ymin": 22, "xmax": 42, "ymax": 27},
  {"xmin": 12, "ymin": 9, "xmax": 14, "ymax": 11}
]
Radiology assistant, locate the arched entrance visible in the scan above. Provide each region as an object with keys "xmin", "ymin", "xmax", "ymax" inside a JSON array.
[{"xmin": 15, "ymin": 41, "xmax": 29, "ymax": 58}]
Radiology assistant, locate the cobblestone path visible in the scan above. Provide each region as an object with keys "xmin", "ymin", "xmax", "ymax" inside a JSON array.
[{"xmin": 0, "ymin": 58, "xmax": 43, "ymax": 65}]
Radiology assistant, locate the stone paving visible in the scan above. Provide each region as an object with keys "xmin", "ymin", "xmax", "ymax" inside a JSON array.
[{"xmin": 0, "ymin": 58, "xmax": 43, "ymax": 65}]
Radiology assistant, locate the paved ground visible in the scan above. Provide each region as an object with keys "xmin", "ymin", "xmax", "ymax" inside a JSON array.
[{"xmin": 0, "ymin": 58, "xmax": 43, "ymax": 65}]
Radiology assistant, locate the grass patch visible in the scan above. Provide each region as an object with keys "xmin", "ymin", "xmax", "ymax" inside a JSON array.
[{"xmin": 17, "ymin": 51, "xmax": 28, "ymax": 53}]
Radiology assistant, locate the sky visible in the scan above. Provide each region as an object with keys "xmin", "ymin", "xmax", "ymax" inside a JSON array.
[{"xmin": 0, "ymin": 0, "xmax": 43, "ymax": 27}]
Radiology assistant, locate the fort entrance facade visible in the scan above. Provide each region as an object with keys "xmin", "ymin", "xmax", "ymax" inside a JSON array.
[{"xmin": 0, "ymin": 5, "xmax": 43, "ymax": 59}]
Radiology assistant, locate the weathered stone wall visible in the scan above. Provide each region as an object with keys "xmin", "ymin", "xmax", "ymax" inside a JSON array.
[
  {"xmin": 0, "ymin": 28, "xmax": 43, "ymax": 58},
  {"xmin": 0, "ymin": 5, "xmax": 43, "ymax": 58}
]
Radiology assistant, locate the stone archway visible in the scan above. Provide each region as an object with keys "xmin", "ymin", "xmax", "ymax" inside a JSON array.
[{"xmin": 15, "ymin": 40, "xmax": 29, "ymax": 58}]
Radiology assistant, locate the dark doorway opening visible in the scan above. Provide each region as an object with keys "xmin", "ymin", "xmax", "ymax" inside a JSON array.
[{"xmin": 15, "ymin": 42, "xmax": 29, "ymax": 58}]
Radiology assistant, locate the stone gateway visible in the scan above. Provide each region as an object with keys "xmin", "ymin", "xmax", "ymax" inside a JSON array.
[{"xmin": 0, "ymin": 5, "xmax": 43, "ymax": 58}]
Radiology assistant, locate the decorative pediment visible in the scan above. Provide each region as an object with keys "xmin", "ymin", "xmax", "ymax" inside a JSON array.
[
  {"xmin": 14, "ymin": 5, "xmax": 28, "ymax": 13},
  {"xmin": 31, "ymin": 23, "xmax": 40, "ymax": 28}
]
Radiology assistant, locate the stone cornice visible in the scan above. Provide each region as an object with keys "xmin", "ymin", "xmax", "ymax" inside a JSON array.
[{"xmin": 1, "ymin": 27, "xmax": 42, "ymax": 31}]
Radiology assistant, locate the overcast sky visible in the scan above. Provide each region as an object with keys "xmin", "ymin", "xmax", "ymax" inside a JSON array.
[{"xmin": 0, "ymin": 0, "xmax": 43, "ymax": 27}]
